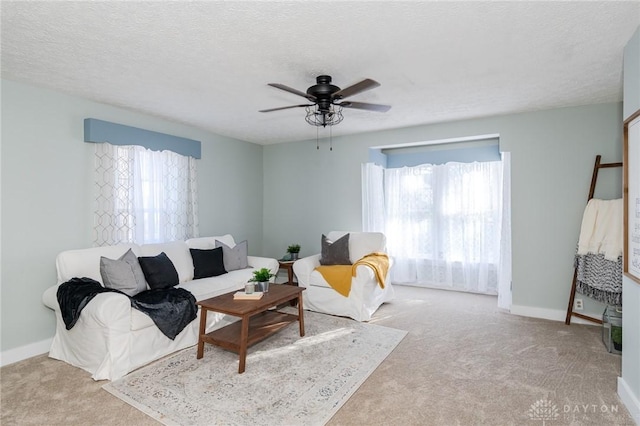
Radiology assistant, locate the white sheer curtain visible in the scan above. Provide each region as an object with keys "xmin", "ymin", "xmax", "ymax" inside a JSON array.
[
  {"xmin": 94, "ymin": 143, "xmax": 199, "ymax": 245},
  {"xmin": 497, "ymin": 152, "xmax": 512, "ymax": 309},
  {"xmin": 362, "ymin": 157, "xmax": 511, "ymax": 304},
  {"xmin": 361, "ymin": 163, "xmax": 385, "ymax": 233}
]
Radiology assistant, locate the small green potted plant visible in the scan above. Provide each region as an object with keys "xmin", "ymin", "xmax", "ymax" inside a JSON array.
[
  {"xmin": 249, "ymin": 267, "xmax": 275, "ymax": 292},
  {"xmin": 611, "ymin": 326, "xmax": 622, "ymax": 351},
  {"xmin": 287, "ymin": 244, "xmax": 301, "ymax": 261}
]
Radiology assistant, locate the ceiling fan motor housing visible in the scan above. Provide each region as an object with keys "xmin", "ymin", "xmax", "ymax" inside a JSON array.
[{"xmin": 307, "ymin": 75, "xmax": 340, "ymax": 111}]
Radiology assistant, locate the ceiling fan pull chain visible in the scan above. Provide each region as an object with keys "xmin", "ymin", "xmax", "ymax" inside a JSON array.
[
  {"xmin": 316, "ymin": 126, "xmax": 319, "ymax": 150},
  {"xmin": 330, "ymin": 125, "xmax": 333, "ymax": 151}
]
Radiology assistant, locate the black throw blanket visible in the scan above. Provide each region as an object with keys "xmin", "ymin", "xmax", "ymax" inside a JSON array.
[{"xmin": 57, "ymin": 277, "xmax": 197, "ymax": 340}]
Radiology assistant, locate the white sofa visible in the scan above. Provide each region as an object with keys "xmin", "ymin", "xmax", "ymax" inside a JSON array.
[
  {"xmin": 293, "ymin": 231, "xmax": 395, "ymax": 322},
  {"xmin": 41, "ymin": 235, "xmax": 278, "ymax": 381}
]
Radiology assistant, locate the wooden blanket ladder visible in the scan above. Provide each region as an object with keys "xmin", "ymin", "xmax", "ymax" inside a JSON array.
[{"xmin": 565, "ymin": 155, "xmax": 623, "ymax": 325}]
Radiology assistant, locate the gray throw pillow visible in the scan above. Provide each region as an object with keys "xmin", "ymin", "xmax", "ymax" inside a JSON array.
[
  {"xmin": 215, "ymin": 239, "xmax": 249, "ymax": 272},
  {"xmin": 319, "ymin": 233, "xmax": 351, "ymax": 265},
  {"xmin": 100, "ymin": 248, "xmax": 148, "ymax": 296}
]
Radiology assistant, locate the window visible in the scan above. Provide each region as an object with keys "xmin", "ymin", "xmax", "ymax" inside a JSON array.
[
  {"xmin": 94, "ymin": 143, "xmax": 199, "ymax": 245},
  {"xmin": 363, "ymin": 158, "xmax": 509, "ymax": 297}
]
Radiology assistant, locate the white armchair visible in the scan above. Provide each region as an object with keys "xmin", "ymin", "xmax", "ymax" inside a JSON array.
[{"xmin": 293, "ymin": 231, "xmax": 394, "ymax": 321}]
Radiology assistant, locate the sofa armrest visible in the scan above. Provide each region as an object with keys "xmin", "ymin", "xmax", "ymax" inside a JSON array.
[
  {"xmin": 292, "ymin": 254, "xmax": 321, "ymax": 288},
  {"xmin": 353, "ymin": 263, "xmax": 377, "ymax": 281},
  {"xmin": 247, "ymin": 256, "xmax": 279, "ymax": 278},
  {"xmin": 42, "ymin": 284, "xmax": 132, "ymax": 328},
  {"xmin": 44, "ymin": 283, "xmax": 134, "ymax": 381},
  {"xmin": 42, "ymin": 284, "xmax": 60, "ymax": 310},
  {"xmin": 352, "ymin": 254, "xmax": 393, "ymax": 287}
]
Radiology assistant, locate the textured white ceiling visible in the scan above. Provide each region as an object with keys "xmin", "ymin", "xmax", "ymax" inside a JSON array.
[{"xmin": 1, "ymin": 1, "xmax": 639, "ymax": 145}]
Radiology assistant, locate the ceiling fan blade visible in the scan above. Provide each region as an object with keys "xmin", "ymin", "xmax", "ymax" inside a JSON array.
[
  {"xmin": 339, "ymin": 101, "xmax": 391, "ymax": 113},
  {"xmin": 332, "ymin": 78, "xmax": 380, "ymax": 99},
  {"xmin": 268, "ymin": 83, "xmax": 317, "ymax": 101},
  {"xmin": 259, "ymin": 104, "xmax": 312, "ymax": 113}
]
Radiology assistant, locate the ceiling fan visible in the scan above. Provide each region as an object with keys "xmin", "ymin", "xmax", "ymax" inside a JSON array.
[{"xmin": 259, "ymin": 75, "xmax": 391, "ymax": 127}]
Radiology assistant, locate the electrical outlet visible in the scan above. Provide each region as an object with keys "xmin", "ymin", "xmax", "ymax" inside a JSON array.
[{"xmin": 574, "ymin": 299, "xmax": 584, "ymax": 310}]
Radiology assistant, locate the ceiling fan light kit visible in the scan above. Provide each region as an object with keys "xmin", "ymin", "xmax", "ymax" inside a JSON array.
[
  {"xmin": 305, "ymin": 105, "xmax": 343, "ymax": 127},
  {"xmin": 260, "ymin": 75, "xmax": 391, "ymax": 128}
]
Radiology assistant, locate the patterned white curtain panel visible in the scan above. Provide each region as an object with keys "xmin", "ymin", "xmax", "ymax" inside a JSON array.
[{"xmin": 93, "ymin": 143, "xmax": 199, "ymax": 245}]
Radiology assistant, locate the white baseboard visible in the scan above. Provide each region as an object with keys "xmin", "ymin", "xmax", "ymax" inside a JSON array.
[
  {"xmin": 0, "ymin": 338, "xmax": 52, "ymax": 367},
  {"xmin": 510, "ymin": 304, "xmax": 600, "ymax": 326},
  {"xmin": 618, "ymin": 377, "xmax": 640, "ymax": 425}
]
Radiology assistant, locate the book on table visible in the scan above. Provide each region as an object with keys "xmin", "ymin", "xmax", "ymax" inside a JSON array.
[{"xmin": 233, "ymin": 291, "xmax": 264, "ymax": 300}]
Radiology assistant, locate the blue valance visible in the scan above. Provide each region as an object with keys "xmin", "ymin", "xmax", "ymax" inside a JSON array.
[{"xmin": 84, "ymin": 118, "xmax": 201, "ymax": 159}]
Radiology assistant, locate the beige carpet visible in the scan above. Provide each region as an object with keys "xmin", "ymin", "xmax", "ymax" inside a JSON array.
[
  {"xmin": 1, "ymin": 285, "xmax": 634, "ymax": 425},
  {"xmin": 103, "ymin": 311, "xmax": 406, "ymax": 425}
]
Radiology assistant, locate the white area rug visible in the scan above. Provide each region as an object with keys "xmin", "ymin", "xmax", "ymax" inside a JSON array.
[{"xmin": 103, "ymin": 310, "xmax": 407, "ymax": 426}]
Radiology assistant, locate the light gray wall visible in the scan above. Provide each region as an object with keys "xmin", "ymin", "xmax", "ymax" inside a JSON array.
[
  {"xmin": 263, "ymin": 102, "xmax": 623, "ymax": 320},
  {"xmin": 0, "ymin": 79, "xmax": 264, "ymax": 352},
  {"xmin": 621, "ymin": 25, "xmax": 640, "ymax": 423},
  {"xmin": 0, "ymin": 78, "xmax": 627, "ymax": 366},
  {"xmin": 624, "ymin": 27, "xmax": 640, "ymax": 121}
]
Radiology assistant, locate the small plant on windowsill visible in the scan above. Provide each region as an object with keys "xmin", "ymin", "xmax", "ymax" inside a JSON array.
[{"xmin": 287, "ymin": 244, "xmax": 301, "ymax": 260}]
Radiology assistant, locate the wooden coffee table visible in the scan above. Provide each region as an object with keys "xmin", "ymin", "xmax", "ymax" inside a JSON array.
[{"xmin": 196, "ymin": 284, "xmax": 305, "ymax": 373}]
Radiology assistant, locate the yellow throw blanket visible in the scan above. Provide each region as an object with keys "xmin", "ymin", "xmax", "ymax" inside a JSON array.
[{"xmin": 315, "ymin": 252, "xmax": 389, "ymax": 297}]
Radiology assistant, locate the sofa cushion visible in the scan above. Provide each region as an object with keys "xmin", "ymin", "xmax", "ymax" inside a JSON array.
[
  {"xmin": 308, "ymin": 269, "xmax": 333, "ymax": 289},
  {"xmin": 215, "ymin": 239, "xmax": 248, "ymax": 271},
  {"xmin": 100, "ymin": 248, "xmax": 148, "ymax": 296},
  {"xmin": 180, "ymin": 268, "xmax": 256, "ymax": 301},
  {"xmin": 56, "ymin": 244, "xmax": 141, "ymax": 284},
  {"xmin": 139, "ymin": 241, "xmax": 194, "ymax": 283},
  {"xmin": 327, "ymin": 231, "xmax": 386, "ymax": 263},
  {"xmin": 138, "ymin": 252, "xmax": 179, "ymax": 289},
  {"xmin": 320, "ymin": 233, "xmax": 351, "ymax": 265},
  {"xmin": 190, "ymin": 247, "xmax": 227, "ymax": 279},
  {"xmin": 186, "ymin": 235, "xmax": 235, "ymax": 250}
]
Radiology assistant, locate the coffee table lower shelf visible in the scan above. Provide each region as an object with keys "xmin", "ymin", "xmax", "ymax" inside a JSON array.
[
  {"xmin": 196, "ymin": 284, "xmax": 305, "ymax": 373},
  {"xmin": 201, "ymin": 310, "xmax": 298, "ymax": 353}
]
